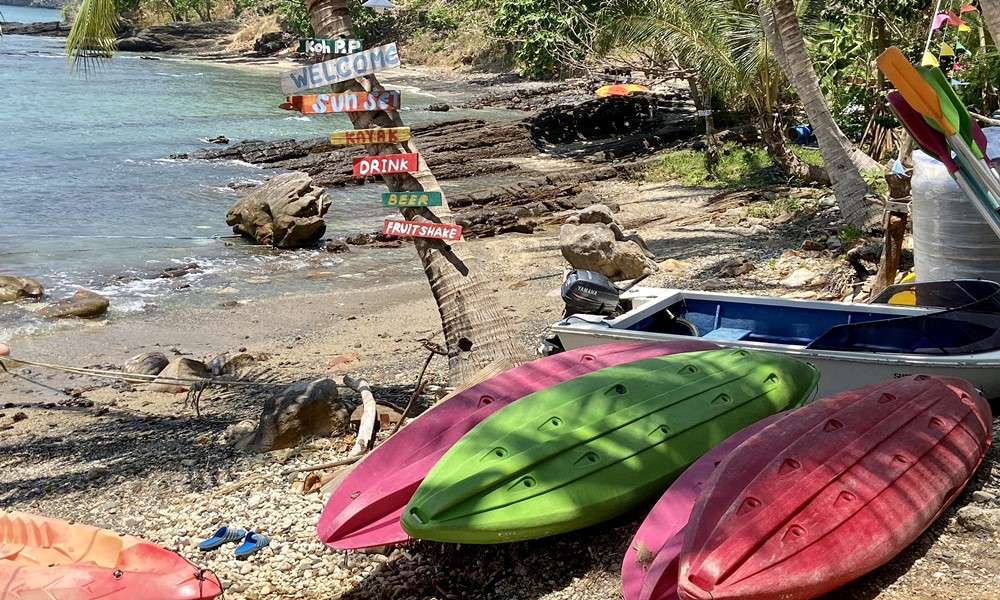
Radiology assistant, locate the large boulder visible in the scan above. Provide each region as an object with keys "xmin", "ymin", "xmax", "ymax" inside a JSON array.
[
  {"xmin": 559, "ymin": 204, "xmax": 658, "ymax": 281},
  {"xmin": 240, "ymin": 378, "xmax": 349, "ymax": 452},
  {"xmin": 0, "ymin": 275, "xmax": 43, "ymax": 303},
  {"xmin": 123, "ymin": 352, "xmax": 171, "ymax": 377},
  {"xmin": 226, "ymin": 172, "xmax": 332, "ymax": 248},
  {"xmin": 35, "ymin": 289, "xmax": 108, "ymax": 318}
]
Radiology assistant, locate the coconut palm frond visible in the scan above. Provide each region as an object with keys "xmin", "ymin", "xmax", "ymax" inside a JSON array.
[{"xmin": 65, "ymin": 0, "xmax": 117, "ymax": 75}]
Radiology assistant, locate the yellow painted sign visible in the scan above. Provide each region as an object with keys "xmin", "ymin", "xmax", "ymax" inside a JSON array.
[
  {"xmin": 330, "ymin": 127, "xmax": 411, "ymax": 146},
  {"xmin": 381, "ymin": 191, "xmax": 443, "ymax": 207}
]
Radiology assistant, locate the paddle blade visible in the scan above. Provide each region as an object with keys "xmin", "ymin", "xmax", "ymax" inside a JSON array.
[
  {"xmin": 887, "ymin": 91, "xmax": 957, "ymax": 173},
  {"xmin": 877, "ymin": 47, "xmax": 956, "ymax": 136},
  {"xmin": 918, "ymin": 65, "xmax": 982, "ymax": 160}
]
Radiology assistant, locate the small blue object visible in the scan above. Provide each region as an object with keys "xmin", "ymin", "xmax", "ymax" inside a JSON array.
[
  {"xmin": 198, "ymin": 526, "xmax": 248, "ymax": 551},
  {"xmin": 891, "ymin": 158, "xmax": 908, "ymax": 176},
  {"xmin": 234, "ymin": 531, "xmax": 270, "ymax": 558}
]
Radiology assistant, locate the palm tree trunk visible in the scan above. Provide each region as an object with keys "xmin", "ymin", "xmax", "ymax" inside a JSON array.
[
  {"xmin": 981, "ymin": 0, "xmax": 1000, "ymax": 45},
  {"xmin": 759, "ymin": 0, "xmax": 884, "ymax": 231},
  {"xmin": 759, "ymin": 113, "xmax": 829, "ymax": 184},
  {"xmin": 304, "ymin": 0, "xmax": 530, "ymax": 383}
]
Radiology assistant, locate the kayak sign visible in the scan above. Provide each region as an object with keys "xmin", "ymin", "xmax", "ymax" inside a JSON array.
[
  {"xmin": 353, "ymin": 153, "xmax": 419, "ymax": 176},
  {"xmin": 298, "ymin": 38, "xmax": 363, "ymax": 54},
  {"xmin": 384, "ymin": 219, "xmax": 462, "ymax": 241},
  {"xmin": 330, "ymin": 127, "xmax": 410, "ymax": 146},
  {"xmin": 282, "ymin": 91, "xmax": 401, "ymax": 114},
  {"xmin": 382, "ymin": 191, "xmax": 443, "ymax": 207},
  {"xmin": 281, "ymin": 43, "xmax": 401, "ymax": 94}
]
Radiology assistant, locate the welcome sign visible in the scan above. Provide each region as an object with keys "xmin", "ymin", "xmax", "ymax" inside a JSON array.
[{"xmin": 280, "ymin": 43, "xmax": 401, "ymax": 94}]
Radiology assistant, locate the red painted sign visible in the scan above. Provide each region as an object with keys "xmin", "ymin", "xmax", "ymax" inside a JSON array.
[
  {"xmin": 353, "ymin": 153, "xmax": 419, "ymax": 176},
  {"xmin": 383, "ymin": 219, "xmax": 462, "ymax": 241},
  {"xmin": 280, "ymin": 91, "xmax": 401, "ymax": 114}
]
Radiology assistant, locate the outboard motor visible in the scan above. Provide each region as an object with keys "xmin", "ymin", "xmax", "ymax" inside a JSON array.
[{"xmin": 561, "ymin": 270, "xmax": 623, "ymax": 317}]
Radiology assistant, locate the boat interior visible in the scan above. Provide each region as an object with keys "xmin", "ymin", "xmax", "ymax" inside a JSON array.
[{"xmin": 620, "ymin": 280, "xmax": 1000, "ymax": 355}]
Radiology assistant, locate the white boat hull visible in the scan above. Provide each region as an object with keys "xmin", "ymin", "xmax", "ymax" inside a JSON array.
[{"xmin": 549, "ymin": 287, "xmax": 1000, "ymax": 400}]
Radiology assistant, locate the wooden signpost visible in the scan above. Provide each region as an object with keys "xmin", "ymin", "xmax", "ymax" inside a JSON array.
[
  {"xmin": 384, "ymin": 219, "xmax": 462, "ymax": 241},
  {"xmin": 353, "ymin": 153, "xmax": 419, "ymax": 176},
  {"xmin": 382, "ymin": 191, "xmax": 443, "ymax": 207},
  {"xmin": 329, "ymin": 127, "xmax": 410, "ymax": 146},
  {"xmin": 297, "ymin": 38, "xmax": 364, "ymax": 54},
  {"xmin": 281, "ymin": 43, "xmax": 401, "ymax": 94},
  {"xmin": 280, "ymin": 91, "xmax": 401, "ymax": 114}
]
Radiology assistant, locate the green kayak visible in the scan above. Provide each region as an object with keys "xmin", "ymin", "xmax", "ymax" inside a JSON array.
[{"xmin": 400, "ymin": 348, "xmax": 819, "ymax": 544}]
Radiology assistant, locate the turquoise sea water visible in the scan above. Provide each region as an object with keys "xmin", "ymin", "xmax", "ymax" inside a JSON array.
[{"xmin": 0, "ymin": 6, "xmax": 500, "ymax": 340}]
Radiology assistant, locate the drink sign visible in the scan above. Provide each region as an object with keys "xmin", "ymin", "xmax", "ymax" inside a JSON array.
[
  {"xmin": 280, "ymin": 91, "xmax": 401, "ymax": 114},
  {"xmin": 382, "ymin": 191, "xmax": 443, "ymax": 207},
  {"xmin": 281, "ymin": 42, "xmax": 401, "ymax": 94},
  {"xmin": 384, "ymin": 219, "xmax": 462, "ymax": 241},
  {"xmin": 330, "ymin": 127, "xmax": 410, "ymax": 146},
  {"xmin": 297, "ymin": 38, "xmax": 364, "ymax": 54},
  {"xmin": 353, "ymin": 153, "xmax": 419, "ymax": 176}
]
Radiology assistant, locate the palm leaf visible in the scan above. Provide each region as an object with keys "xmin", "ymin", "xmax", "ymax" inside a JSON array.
[{"xmin": 65, "ymin": 0, "xmax": 118, "ymax": 75}]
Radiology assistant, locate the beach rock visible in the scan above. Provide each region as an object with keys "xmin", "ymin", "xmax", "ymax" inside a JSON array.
[
  {"xmin": 226, "ymin": 172, "xmax": 332, "ymax": 248},
  {"xmin": 957, "ymin": 505, "xmax": 1000, "ymax": 533},
  {"xmin": 122, "ymin": 352, "xmax": 170, "ymax": 376},
  {"xmin": 252, "ymin": 31, "xmax": 293, "ymax": 56},
  {"xmin": 240, "ymin": 378, "xmax": 349, "ymax": 453},
  {"xmin": 559, "ymin": 222, "xmax": 657, "ymax": 281},
  {"xmin": 206, "ymin": 352, "xmax": 256, "ymax": 377},
  {"xmin": 149, "ymin": 357, "xmax": 212, "ymax": 394},
  {"xmin": 0, "ymin": 275, "xmax": 44, "ymax": 303},
  {"xmin": 0, "ymin": 21, "xmax": 67, "ymax": 36},
  {"xmin": 36, "ymin": 289, "xmax": 109, "ymax": 319},
  {"xmin": 578, "ymin": 204, "xmax": 615, "ymax": 224},
  {"xmin": 0, "ymin": 343, "xmax": 9, "ymax": 357}
]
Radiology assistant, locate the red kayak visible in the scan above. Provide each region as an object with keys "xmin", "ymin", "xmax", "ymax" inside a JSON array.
[
  {"xmin": 0, "ymin": 510, "xmax": 222, "ymax": 600},
  {"xmin": 621, "ymin": 413, "xmax": 785, "ymax": 600},
  {"xmin": 678, "ymin": 375, "xmax": 992, "ymax": 600},
  {"xmin": 317, "ymin": 340, "xmax": 717, "ymax": 549}
]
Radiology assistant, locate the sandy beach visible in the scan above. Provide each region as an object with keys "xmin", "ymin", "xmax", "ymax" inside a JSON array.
[{"xmin": 2, "ymin": 57, "xmax": 1000, "ymax": 598}]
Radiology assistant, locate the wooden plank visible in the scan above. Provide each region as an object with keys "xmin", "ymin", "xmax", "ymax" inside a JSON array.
[
  {"xmin": 381, "ymin": 191, "xmax": 443, "ymax": 207},
  {"xmin": 383, "ymin": 219, "xmax": 463, "ymax": 241},
  {"xmin": 280, "ymin": 91, "xmax": 401, "ymax": 114},
  {"xmin": 329, "ymin": 127, "xmax": 411, "ymax": 146},
  {"xmin": 297, "ymin": 38, "xmax": 364, "ymax": 54},
  {"xmin": 280, "ymin": 42, "xmax": 401, "ymax": 95},
  {"xmin": 353, "ymin": 153, "xmax": 419, "ymax": 177}
]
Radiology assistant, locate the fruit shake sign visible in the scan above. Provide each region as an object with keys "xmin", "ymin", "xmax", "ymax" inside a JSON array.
[
  {"xmin": 384, "ymin": 219, "xmax": 462, "ymax": 241},
  {"xmin": 280, "ymin": 43, "xmax": 401, "ymax": 95}
]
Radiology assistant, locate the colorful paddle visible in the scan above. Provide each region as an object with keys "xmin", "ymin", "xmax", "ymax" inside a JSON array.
[
  {"xmin": 877, "ymin": 47, "xmax": 1000, "ymax": 205},
  {"xmin": 888, "ymin": 90, "xmax": 1000, "ymax": 238}
]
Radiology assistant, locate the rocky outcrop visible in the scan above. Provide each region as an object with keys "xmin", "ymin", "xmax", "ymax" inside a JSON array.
[
  {"xmin": 559, "ymin": 204, "xmax": 658, "ymax": 281},
  {"xmin": 1, "ymin": 0, "xmax": 64, "ymax": 8},
  {"xmin": 149, "ymin": 357, "xmax": 212, "ymax": 394},
  {"xmin": 35, "ymin": 289, "xmax": 109, "ymax": 318},
  {"xmin": 0, "ymin": 21, "xmax": 67, "ymax": 36},
  {"xmin": 116, "ymin": 21, "xmax": 241, "ymax": 55},
  {"xmin": 241, "ymin": 378, "xmax": 350, "ymax": 453},
  {"xmin": 226, "ymin": 171, "xmax": 332, "ymax": 248},
  {"xmin": 0, "ymin": 275, "xmax": 43, "ymax": 303}
]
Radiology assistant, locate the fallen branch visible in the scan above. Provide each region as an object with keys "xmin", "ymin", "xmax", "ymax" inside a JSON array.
[
  {"xmin": 280, "ymin": 455, "xmax": 361, "ymax": 477},
  {"xmin": 389, "ymin": 350, "xmax": 435, "ymax": 436},
  {"xmin": 344, "ymin": 375, "xmax": 376, "ymax": 456}
]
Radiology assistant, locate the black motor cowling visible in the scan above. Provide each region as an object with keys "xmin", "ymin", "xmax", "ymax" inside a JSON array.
[{"xmin": 561, "ymin": 270, "xmax": 622, "ymax": 317}]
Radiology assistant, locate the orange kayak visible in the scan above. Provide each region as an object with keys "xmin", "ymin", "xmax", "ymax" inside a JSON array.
[{"xmin": 1, "ymin": 510, "xmax": 222, "ymax": 600}]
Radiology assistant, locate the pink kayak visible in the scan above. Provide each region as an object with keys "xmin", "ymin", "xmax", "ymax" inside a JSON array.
[
  {"xmin": 621, "ymin": 412, "xmax": 786, "ymax": 600},
  {"xmin": 678, "ymin": 375, "xmax": 992, "ymax": 600},
  {"xmin": 318, "ymin": 340, "xmax": 717, "ymax": 549}
]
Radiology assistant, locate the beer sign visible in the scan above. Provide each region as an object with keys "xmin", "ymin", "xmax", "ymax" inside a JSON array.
[
  {"xmin": 281, "ymin": 43, "xmax": 401, "ymax": 94},
  {"xmin": 297, "ymin": 38, "xmax": 363, "ymax": 54},
  {"xmin": 353, "ymin": 153, "xmax": 419, "ymax": 176},
  {"xmin": 330, "ymin": 127, "xmax": 410, "ymax": 146},
  {"xmin": 280, "ymin": 91, "xmax": 401, "ymax": 114},
  {"xmin": 384, "ymin": 219, "xmax": 462, "ymax": 241},
  {"xmin": 382, "ymin": 191, "xmax": 443, "ymax": 207}
]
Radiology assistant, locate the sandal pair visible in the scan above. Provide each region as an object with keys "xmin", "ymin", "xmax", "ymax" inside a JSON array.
[{"xmin": 198, "ymin": 525, "xmax": 270, "ymax": 558}]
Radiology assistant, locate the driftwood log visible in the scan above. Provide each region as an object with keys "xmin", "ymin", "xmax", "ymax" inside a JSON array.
[{"xmin": 345, "ymin": 375, "xmax": 377, "ymax": 456}]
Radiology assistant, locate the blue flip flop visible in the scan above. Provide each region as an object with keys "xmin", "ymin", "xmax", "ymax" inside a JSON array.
[
  {"xmin": 234, "ymin": 531, "xmax": 270, "ymax": 558},
  {"xmin": 198, "ymin": 526, "xmax": 247, "ymax": 551}
]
